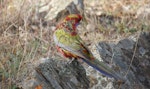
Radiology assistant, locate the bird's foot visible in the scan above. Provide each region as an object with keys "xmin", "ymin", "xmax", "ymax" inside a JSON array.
[
  {"xmin": 65, "ymin": 58, "xmax": 76, "ymax": 65},
  {"xmin": 68, "ymin": 58, "xmax": 75, "ymax": 64}
]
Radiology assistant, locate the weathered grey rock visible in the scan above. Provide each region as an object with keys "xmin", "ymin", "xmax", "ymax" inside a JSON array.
[
  {"xmin": 21, "ymin": 59, "xmax": 89, "ymax": 89},
  {"xmin": 97, "ymin": 32, "xmax": 150, "ymax": 89},
  {"xmin": 38, "ymin": 0, "xmax": 84, "ymax": 21}
]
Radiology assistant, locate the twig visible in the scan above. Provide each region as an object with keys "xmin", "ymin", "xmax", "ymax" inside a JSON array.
[
  {"xmin": 118, "ymin": 31, "xmax": 141, "ymax": 89},
  {"xmin": 124, "ymin": 31, "xmax": 141, "ymax": 77}
]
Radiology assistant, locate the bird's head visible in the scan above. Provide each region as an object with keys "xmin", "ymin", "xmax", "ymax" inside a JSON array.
[
  {"xmin": 63, "ymin": 14, "xmax": 82, "ymax": 29},
  {"xmin": 55, "ymin": 14, "xmax": 82, "ymax": 36}
]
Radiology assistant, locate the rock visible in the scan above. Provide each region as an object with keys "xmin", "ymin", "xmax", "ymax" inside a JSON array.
[
  {"xmin": 97, "ymin": 32, "xmax": 150, "ymax": 89},
  {"xmin": 21, "ymin": 58, "xmax": 89, "ymax": 89},
  {"xmin": 38, "ymin": 0, "xmax": 84, "ymax": 21}
]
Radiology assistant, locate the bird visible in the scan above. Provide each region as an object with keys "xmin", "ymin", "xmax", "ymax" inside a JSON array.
[{"xmin": 53, "ymin": 14, "xmax": 124, "ymax": 81}]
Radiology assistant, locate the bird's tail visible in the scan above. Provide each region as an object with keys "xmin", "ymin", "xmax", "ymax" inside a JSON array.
[{"xmin": 81, "ymin": 58, "xmax": 125, "ymax": 81}]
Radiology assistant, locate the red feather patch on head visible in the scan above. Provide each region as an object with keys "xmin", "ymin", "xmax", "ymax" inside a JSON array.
[
  {"xmin": 64, "ymin": 14, "xmax": 82, "ymax": 23},
  {"xmin": 60, "ymin": 14, "xmax": 82, "ymax": 31}
]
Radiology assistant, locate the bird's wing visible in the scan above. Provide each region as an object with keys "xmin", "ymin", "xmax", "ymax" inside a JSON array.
[{"xmin": 54, "ymin": 29, "xmax": 94, "ymax": 60}]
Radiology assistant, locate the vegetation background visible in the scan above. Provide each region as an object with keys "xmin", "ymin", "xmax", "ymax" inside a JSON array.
[{"xmin": 0, "ymin": 0, "xmax": 150, "ymax": 88}]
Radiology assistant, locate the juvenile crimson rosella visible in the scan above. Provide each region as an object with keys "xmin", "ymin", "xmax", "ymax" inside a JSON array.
[{"xmin": 53, "ymin": 14, "xmax": 124, "ymax": 81}]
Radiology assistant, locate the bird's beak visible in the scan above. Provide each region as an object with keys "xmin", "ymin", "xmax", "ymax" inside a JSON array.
[{"xmin": 75, "ymin": 23, "xmax": 80, "ymax": 27}]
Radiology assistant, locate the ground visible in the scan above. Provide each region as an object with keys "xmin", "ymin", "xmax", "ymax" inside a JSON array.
[{"xmin": 0, "ymin": 0, "xmax": 150, "ymax": 89}]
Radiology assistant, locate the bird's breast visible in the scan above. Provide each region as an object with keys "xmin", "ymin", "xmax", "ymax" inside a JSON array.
[{"xmin": 53, "ymin": 29, "xmax": 76, "ymax": 46}]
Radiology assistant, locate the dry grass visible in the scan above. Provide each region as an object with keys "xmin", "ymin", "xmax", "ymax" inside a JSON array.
[
  {"xmin": 83, "ymin": 0, "xmax": 150, "ymax": 45},
  {"xmin": 0, "ymin": 0, "xmax": 150, "ymax": 88},
  {"xmin": 0, "ymin": 0, "xmax": 56, "ymax": 88}
]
